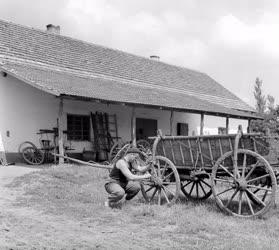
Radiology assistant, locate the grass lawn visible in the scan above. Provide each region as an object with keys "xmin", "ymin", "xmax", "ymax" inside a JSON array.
[{"xmin": 2, "ymin": 164, "xmax": 279, "ymax": 249}]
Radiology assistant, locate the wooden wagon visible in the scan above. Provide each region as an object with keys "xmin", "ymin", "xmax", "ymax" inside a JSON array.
[
  {"xmin": 140, "ymin": 126, "xmax": 279, "ymax": 218},
  {"xmin": 55, "ymin": 126, "xmax": 279, "ymax": 218}
]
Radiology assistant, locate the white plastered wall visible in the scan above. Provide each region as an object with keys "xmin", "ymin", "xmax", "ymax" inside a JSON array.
[{"xmin": 0, "ymin": 74, "xmax": 248, "ymax": 154}]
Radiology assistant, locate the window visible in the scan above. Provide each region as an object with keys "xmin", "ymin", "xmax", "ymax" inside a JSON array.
[
  {"xmin": 218, "ymin": 127, "xmax": 227, "ymax": 135},
  {"xmin": 177, "ymin": 123, "xmax": 189, "ymax": 136},
  {"xmin": 67, "ymin": 114, "xmax": 90, "ymax": 141}
]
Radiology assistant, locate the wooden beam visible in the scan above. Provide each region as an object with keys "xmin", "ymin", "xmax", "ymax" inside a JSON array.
[
  {"xmin": 170, "ymin": 110, "xmax": 174, "ymax": 136},
  {"xmin": 60, "ymin": 95, "xmax": 260, "ymax": 120},
  {"xmin": 226, "ymin": 117, "xmax": 229, "ymax": 134},
  {"xmin": 58, "ymin": 97, "xmax": 64, "ymax": 164},
  {"xmin": 247, "ymin": 119, "xmax": 251, "ymax": 133},
  {"xmin": 131, "ymin": 107, "xmax": 136, "ymax": 147},
  {"xmin": 200, "ymin": 113, "xmax": 204, "ymax": 135}
]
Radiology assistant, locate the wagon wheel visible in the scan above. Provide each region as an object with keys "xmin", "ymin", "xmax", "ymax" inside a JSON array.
[
  {"xmin": 109, "ymin": 141, "xmax": 123, "ymax": 162},
  {"xmin": 211, "ymin": 149, "xmax": 277, "ymax": 218},
  {"xmin": 141, "ymin": 156, "xmax": 180, "ymax": 206},
  {"xmin": 181, "ymin": 173, "xmax": 212, "ymax": 200},
  {"xmin": 18, "ymin": 141, "xmax": 37, "ymax": 154},
  {"xmin": 109, "ymin": 142, "xmax": 131, "ymax": 163},
  {"xmin": 136, "ymin": 139, "xmax": 151, "ymax": 153},
  {"xmin": 22, "ymin": 146, "xmax": 44, "ymax": 165}
]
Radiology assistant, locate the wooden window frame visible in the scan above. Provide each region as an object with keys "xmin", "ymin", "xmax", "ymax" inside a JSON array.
[{"xmin": 67, "ymin": 114, "xmax": 90, "ymax": 141}]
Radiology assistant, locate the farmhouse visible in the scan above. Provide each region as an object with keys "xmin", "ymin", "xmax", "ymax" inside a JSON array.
[{"xmin": 0, "ymin": 19, "xmax": 259, "ymax": 163}]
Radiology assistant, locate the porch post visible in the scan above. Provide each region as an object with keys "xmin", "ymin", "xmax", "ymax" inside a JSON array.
[
  {"xmin": 247, "ymin": 119, "xmax": 251, "ymax": 133},
  {"xmin": 226, "ymin": 117, "xmax": 229, "ymax": 134},
  {"xmin": 131, "ymin": 107, "xmax": 136, "ymax": 147},
  {"xmin": 170, "ymin": 110, "xmax": 174, "ymax": 136},
  {"xmin": 58, "ymin": 97, "xmax": 64, "ymax": 164},
  {"xmin": 200, "ymin": 113, "xmax": 204, "ymax": 135}
]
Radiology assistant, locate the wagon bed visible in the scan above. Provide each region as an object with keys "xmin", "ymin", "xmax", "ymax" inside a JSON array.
[{"xmin": 153, "ymin": 133, "xmax": 279, "ymax": 169}]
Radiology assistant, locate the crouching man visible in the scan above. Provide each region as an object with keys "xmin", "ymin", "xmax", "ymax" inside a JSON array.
[{"xmin": 105, "ymin": 152, "xmax": 151, "ymax": 208}]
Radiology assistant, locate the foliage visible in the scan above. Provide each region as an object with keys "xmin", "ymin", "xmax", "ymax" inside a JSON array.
[
  {"xmin": 250, "ymin": 78, "xmax": 279, "ymax": 135},
  {"xmin": 250, "ymin": 104, "xmax": 279, "ymax": 135},
  {"xmin": 267, "ymin": 94, "xmax": 275, "ymax": 113},
  {"xmin": 253, "ymin": 77, "xmax": 266, "ymax": 114}
]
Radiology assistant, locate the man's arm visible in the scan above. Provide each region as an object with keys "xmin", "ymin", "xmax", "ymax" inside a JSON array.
[
  {"xmin": 131, "ymin": 159, "xmax": 151, "ymax": 173},
  {"xmin": 116, "ymin": 159, "xmax": 151, "ymax": 181}
]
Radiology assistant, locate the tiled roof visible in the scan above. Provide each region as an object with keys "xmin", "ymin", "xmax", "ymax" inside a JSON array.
[
  {"xmin": 0, "ymin": 61, "xmax": 260, "ymax": 119},
  {"xmin": 0, "ymin": 19, "xmax": 257, "ymax": 118}
]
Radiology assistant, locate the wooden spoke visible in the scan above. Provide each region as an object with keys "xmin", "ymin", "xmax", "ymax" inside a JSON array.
[
  {"xmin": 141, "ymin": 181, "xmax": 153, "ymax": 186},
  {"xmin": 244, "ymin": 191, "xmax": 254, "ymax": 215},
  {"xmin": 246, "ymin": 190, "xmax": 266, "ymax": 207},
  {"xmin": 145, "ymin": 186, "xmax": 155, "ymax": 193},
  {"xmin": 225, "ymin": 189, "xmax": 238, "ymax": 208},
  {"xmin": 157, "ymin": 160, "xmax": 161, "ymax": 178},
  {"xmin": 238, "ymin": 191, "xmax": 243, "ymax": 215},
  {"xmin": 216, "ymin": 187, "xmax": 234, "ymax": 197},
  {"xmin": 150, "ymin": 188, "xmax": 158, "ymax": 202},
  {"xmin": 253, "ymin": 188, "xmax": 260, "ymax": 194},
  {"xmin": 246, "ymin": 174, "xmax": 270, "ymax": 184},
  {"xmin": 161, "ymin": 163, "xmax": 167, "ymax": 177},
  {"xmin": 162, "ymin": 171, "xmax": 174, "ymax": 181},
  {"xmin": 200, "ymin": 179, "xmax": 211, "ymax": 188},
  {"xmin": 219, "ymin": 164, "xmax": 236, "ymax": 180},
  {"xmin": 152, "ymin": 165, "xmax": 158, "ymax": 177},
  {"xmin": 214, "ymin": 178, "xmax": 234, "ymax": 185},
  {"xmin": 262, "ymin": 190, "xmax": 269, "ymax": 202},
  {"xmin": 247, "ymin": 185, "xmax": 272, "ymax": 192},
  {"xmin": 182, "ymin": 180, "xmax": 193, "ymax": 188},
  {"xmin": 242, "ymin": 153, "xmax": 247, "ymax": 177},
  {"xmin": 162, "ymin": 188, "xmax": 170, "ymax": 204},
  {"xmin": 162, "ymin": 182, "xmax": 176, "ymax": 185},
  {"xmin": 163, "ymin": 186, "xmax": 176, "ymax": 197},
  {"xmin": 158, "ymin": 189, "xmax": 162, "ymax": 205},
  {"xmin": 196, "ymin": 182, "xmax": 199, "ymax": 198},
  {"xmin": 245, "ymin": 161, "xmax": 260, "ymax": 180},
  {"xmin": 189, "ymin": 182, "xmax": 195, "ymax": 196},
  {"xmin": 198, "ymin": 181, "xmax": 206, "ymax": 196}
]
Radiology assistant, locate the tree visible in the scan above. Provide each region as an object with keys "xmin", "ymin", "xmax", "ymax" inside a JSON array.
[
  {"xmin": 250, "ymin": 107, "xmax": 279, "ymax": 135},
  {"xmin": 253, "ymin": 77, "xmax": 266, "ymax": 114},
  {"xmin": 250, "ymin": 79, "xmax": 279, "ymax": 135},
  {"xmin": 267, "ymin": 94, "xmax": 275, "ymax": 113}
]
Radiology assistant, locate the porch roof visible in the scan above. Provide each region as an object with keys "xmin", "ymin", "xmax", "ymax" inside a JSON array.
[{"xmin": 0, "ymin": 60, "xmax": 261, "ymax": 119}]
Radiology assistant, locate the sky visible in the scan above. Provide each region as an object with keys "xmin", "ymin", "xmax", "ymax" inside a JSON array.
[{"xmin": 0, "ymin": 0, "xmax": 278, "ymax": 107}]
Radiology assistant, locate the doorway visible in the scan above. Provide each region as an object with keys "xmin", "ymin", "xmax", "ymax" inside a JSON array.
[{"xmin": 136, "ymin": 118, "xmax": 157, "ymax": 140}]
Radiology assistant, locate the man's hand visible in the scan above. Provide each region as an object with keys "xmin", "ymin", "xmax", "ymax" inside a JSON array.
[{"xmin": 143, "ymin": 173, "xmax": 151, "ymax": 179}]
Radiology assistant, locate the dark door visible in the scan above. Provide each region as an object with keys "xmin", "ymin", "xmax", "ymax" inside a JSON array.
[
  {"xmin": 177, "ymin": 123, "xmax": 189, "ymax": 136},
  {"xmin": 136, "ymin": 118, "xmax": 157, "ymax": 140}
]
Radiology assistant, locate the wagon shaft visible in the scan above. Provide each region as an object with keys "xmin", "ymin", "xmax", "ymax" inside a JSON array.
[{"xmin": 52, "ymin": 153, "xmax": 113, "ymax": 170}]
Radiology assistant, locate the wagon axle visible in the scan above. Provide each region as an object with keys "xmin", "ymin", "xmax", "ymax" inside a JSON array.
[{"xmin": 235, "ymin": 178, "xmax": 248, "ymax": 191}]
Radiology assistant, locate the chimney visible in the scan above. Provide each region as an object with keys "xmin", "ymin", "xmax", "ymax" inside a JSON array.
[
  {"xmin": 46, "ymin": 24, "xmax": 60, "ymax": 35},
  {"xmin": 150, "ymin": 55, "xmax": 160, "ymax": 61}
]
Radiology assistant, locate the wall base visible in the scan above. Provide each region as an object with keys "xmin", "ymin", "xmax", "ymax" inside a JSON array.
[{"xmin": 5, "ymin": 152, "xmax": 83, "ymax": 164}]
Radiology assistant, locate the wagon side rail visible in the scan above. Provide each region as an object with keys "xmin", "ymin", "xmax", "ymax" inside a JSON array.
[{"xmin": 149, "ymin": 127, "xmax": 261, "ymax": 171}]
